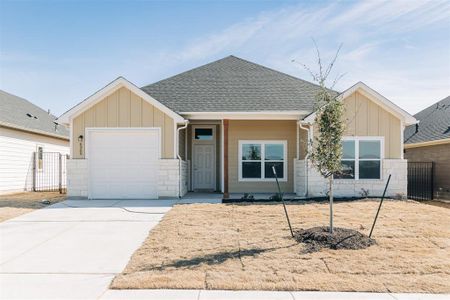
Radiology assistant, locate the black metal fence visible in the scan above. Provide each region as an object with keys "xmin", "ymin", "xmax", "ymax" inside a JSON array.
[
  {"xmin": 33, "ymin": 152, "xmax": 68, "ymax": 193},
  {"xmin": 407, "ymin": 162, "xmax": 434, "ymax": 200}
]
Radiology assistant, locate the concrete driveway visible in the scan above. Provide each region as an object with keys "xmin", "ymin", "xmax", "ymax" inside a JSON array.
[{"xmin": 0, "ymin": 199, "xmax": 174, "ymax": 299}]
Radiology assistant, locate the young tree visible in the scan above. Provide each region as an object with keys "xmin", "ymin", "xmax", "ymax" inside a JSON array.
[{"xmin": 295, "ymin": 42, "xmax": 345, "ymax": 234}]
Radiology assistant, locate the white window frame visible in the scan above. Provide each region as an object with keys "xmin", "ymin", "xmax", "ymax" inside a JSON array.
[
  {"xmin": 192, "ymin": 126, "xmax": 215, "ymax": 141},
  {"xmin": 238, "ymin": 140, "xmax": 288, "ymax": 182},
  {"xmin": 338, "ymin": 136, "xmax": 384, "ymax": 180}
]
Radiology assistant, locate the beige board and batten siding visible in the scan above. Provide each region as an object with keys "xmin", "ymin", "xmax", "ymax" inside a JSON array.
[
  {"xmin": 72, "ymin": 87, "xmax": 175, "ymax": 159},
  {"xmin": 228, "ymin": 120, "xmax": 297, "ymax": 193},
  {"xmin": 312, "ymin": 91, "xmax": 402, "ymax": 159},
  {"xmin": 343, "ymin": 91, "xmax": 401, "ymax": 158}
]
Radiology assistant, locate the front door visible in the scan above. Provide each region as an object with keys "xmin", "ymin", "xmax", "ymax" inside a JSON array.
[
  {"xmin": 193, "ymin": 144, "xmax": 215, "ymax": 190},
  {"xmin": 192, "ymin": 125, "xmax": 216, "ymax": 191}
]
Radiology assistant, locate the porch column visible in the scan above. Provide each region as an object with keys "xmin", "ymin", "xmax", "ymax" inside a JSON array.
[{"xmin": 223, "ymin": 119, "xmax": 229, "ymax": 198}]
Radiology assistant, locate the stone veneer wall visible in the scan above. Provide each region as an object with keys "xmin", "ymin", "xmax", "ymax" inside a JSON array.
[
  {"xmin": 180, "ymin": 160, "xmax": 188, "ymax": 197},
  {"xmin": 294, "ymin": 159, "xmax": 307, "ymax": 196},
  {"xmin": 67, "ymin": 158, "xmax": 186, "ymax": 198},
  {"xmin": 295, "ymin": 159, "xmax": 407, "ymax": 198},
  {"xmin": 66, "ymin": 159, "xmax": 88, "ymax": 198},
  {"xmin": 158, "ymin": 159, "xmax": 180, "ymax": 197}
]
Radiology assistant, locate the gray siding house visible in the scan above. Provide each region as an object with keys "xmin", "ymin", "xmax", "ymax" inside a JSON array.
[{"xmin": 404, "ymin": 96, "xmax": 450, "ymax": 200}]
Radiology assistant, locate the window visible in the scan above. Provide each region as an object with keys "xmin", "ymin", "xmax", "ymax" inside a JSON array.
[
  {"xmin": 336, "ymin": 137, "xmax": 382, "ymax": 180},
  {"xmin": 37, "ymin": 146, "xmax": 44, "ymax": 170},
  {"xmin": 340, "ymin": 140, "xmax": 355, "ymax": 179},
  {"xmin": 194, "ymin": 128, "xmax": 213, "ymax": 140},
  {"xmin": 239, "ymin": 141, "xmax": 287, "ymax": 181}
]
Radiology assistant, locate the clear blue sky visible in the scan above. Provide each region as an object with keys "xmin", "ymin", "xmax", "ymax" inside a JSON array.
[{"xmin": 1, "ymin": 0, "xmax": 449, "ymax": 115}]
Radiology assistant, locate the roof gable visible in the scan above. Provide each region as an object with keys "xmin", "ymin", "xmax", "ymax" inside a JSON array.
[
  {"xmin": 0, "ymin": 90, "xmax": 69, "ymax": 139},
  {"xmin": 303, "ymin": 82, "xmax": 417, "ymax": 126},
  {"xmin": 58, "ymin": 77, "xmax": 185, "ymax": 124},
  {"xmin": 141, "ymin": 55, "xmax": 331, "ymax": 113}
]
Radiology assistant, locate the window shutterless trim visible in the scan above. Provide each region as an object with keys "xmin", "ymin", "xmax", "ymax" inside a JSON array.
[
  {"xmin": 238, "ymin": 140, "xmax": 288, "ymax": 182},
  {"xmin": 338, "ymin": 136, "xmax": 384, "ymax": 180}
]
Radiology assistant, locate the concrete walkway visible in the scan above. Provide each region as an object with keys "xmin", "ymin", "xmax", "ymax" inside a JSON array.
[
  {"xmin": 101, "ymin": 289, "xmax": 448, "ymax": 299},
  {"xmin": 0, "ymin": 199, "xmax": 175, "ymax": 299},
  {"xmin": 1, "ymin": 199, "xmax": 446, "ymax": 300}
]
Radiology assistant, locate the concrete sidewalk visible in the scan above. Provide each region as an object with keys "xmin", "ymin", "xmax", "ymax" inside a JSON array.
[{"xmin": 101, "ymin": 289, "xmax": 448, "ymax": 300}]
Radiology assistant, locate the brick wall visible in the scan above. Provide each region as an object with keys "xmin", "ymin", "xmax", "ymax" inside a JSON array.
[{"xmin": 405, "ymin": 143, "xmax": 450, "ymax": 200}]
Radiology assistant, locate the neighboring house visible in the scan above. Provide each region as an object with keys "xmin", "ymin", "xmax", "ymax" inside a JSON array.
[
  {"xmin": 58, "ymin": 56, "xmax": 416, "ymax": 199},
  {"xmin": 0, "ymin": 90, "xmax": 69, "ymax": 194},
  {"xmin": 404, "ymin": 96, "xmax": 450, "ymax": 200}
]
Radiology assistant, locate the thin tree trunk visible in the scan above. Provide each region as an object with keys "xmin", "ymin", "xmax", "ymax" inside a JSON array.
[{"xmin": 329, "ymin": 175, "xmax": 334, "ymax": 234}]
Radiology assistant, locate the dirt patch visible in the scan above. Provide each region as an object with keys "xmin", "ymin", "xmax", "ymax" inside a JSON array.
[
  {"xmin": 421, "ymin": 200, "xmax": 450, "ymax": 209},
  {"xmin": 0, "ymin": 192, "xmax": 65, "ymax": 222},
  {"xmin": 295, "ymin": 226, "xmax": 375, "ymax": 253},
  {"xmin": 112, "ymin": 200, "xmax": 450, "ymax": 293}
]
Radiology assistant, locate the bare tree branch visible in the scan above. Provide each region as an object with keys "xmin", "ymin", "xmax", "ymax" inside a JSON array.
[
  {"xmin": 324, "ymin": 43, "xmax": 343, "ymax": 80},
  {"xmin": 330, "ymin": 72, "xmax": 346, "ymax": 89}
]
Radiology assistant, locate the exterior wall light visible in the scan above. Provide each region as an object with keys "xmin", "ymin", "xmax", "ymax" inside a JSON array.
[{"xmin": 78, "ymin": 135, "xmax": 84, "ymax": 156}]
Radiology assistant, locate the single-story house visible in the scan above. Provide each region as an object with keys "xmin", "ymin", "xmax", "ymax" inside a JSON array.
[
  {"xmin": 0, "ymin": 90, "xmax": 69, "ymax": 194},
  {"xmin": 58, "ymin": 56, "xmax": 416, "ymax": 199},
  {"xmin": 404, "ymin": 96, "xmax": 450, "ymax": 200}
]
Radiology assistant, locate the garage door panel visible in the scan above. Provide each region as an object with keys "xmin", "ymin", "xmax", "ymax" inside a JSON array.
[{"xmin": 87, "ymin": 129, "xmax": 160, "ymax": 199}]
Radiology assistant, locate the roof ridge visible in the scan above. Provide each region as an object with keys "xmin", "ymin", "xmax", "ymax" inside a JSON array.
[
  {"xmin": 404, "ymin": 95, "xmax": 450, "ymax": 144},
  {"xmin": 141, "ymin": 56, "xmax": 235, "ymax": 89},
  {"xmin": 141, "ymin": 55, "xmax": 336, "ymax": 93},
  {"xmin": 0, "ymin": 89, "xmax": 69, "ymax": 138},
  {"xmin": 0, "ymin": 89, "xmax": 56, "ymax": 119},
  {"xmin": 414, "ymin": 95, "xmax": 450, "ymax": 117},
  {"xmin": 225, "ymin": 55, "xmax": 338, "ymax": 93}
]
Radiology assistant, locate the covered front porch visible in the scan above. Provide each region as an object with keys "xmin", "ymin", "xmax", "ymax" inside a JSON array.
[{"xmin": 178, "ymin": 118, "xmax": 308, "ymax": 199}]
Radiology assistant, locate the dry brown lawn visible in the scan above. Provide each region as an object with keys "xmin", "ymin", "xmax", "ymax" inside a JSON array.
[
  {"xmin": 0, "ymin": 192, "xmax": 66, "ymax": 222},
  {"xmin": 421, "ymin": 200, "xmax": 450, "ymax": 210},
  {"xmin": 112, "ymin": 200, "xmax": 450, "ymax": 293}
]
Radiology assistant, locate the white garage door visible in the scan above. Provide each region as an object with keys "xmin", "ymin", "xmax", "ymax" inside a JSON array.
[{"xmin": 87, "ymin": 128, "xmax": 160, "ymax": 199}]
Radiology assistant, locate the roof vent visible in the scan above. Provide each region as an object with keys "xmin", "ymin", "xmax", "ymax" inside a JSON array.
[
  {"xmin": 415, "ymin": 123, "xmax": 419, "ymax": 133},
  {"xmin": 26, "ymin": 113, "xmax": 38, "ymax": 119}
]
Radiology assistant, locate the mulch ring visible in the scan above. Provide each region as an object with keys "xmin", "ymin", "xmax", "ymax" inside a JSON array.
[{"xmin": 294, "ymin": 226, "xmax": 376, "ymax": 253}]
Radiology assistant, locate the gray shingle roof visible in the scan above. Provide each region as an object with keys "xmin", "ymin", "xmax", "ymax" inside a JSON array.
[
  {"xmin": 141, "ymin": 55, "xmax": 332, "ymax": 113},
  {"xmin": 0, "ymin": 90, "xmax": 69, "ymax": 139},
  {"xmin": 404, "ymin": 96, "xmax": 450, "ymax": 144}
]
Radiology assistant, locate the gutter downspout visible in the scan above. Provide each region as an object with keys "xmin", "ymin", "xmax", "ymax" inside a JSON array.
[
  {"xmin": 298, "ymin": 121, "xmax": 310, "ymax": 198},
  {"xmin": 177, "ymin": 120, "xmax": 189, "ymax": 198}
]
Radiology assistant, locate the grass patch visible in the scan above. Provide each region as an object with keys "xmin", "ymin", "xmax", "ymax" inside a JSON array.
[
  {"xmin": 0, "ymin": 192, "xmax": 65, "ymax": 222},
  {"xmin": 112, "ymin": 200, "xmax": 450, "ymax": 293}
]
